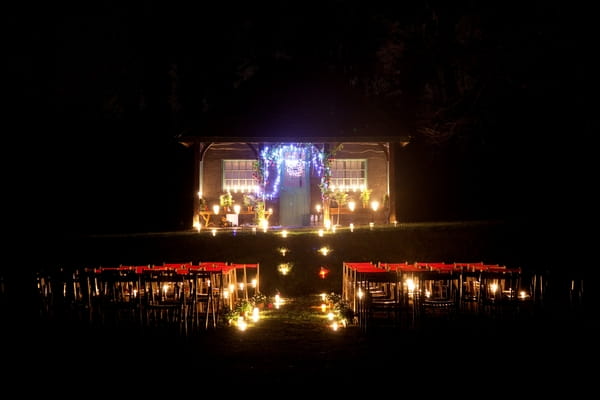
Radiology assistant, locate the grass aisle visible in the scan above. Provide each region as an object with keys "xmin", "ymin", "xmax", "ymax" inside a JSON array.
[{"xmin": 192, "ymin": 294, "xmax": 371, "ymax": 377}]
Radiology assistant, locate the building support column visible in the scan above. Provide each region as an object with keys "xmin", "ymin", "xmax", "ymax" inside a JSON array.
[
  {"xmin": 192, "ymin": 142, "xmax": 202, "ymax": 229},
  {"xmin": 192, "ymin": 142, "xmax": 210, "ymax": 229},
  {"xmin": 388, "ymin": 142, "xmax": 398, "ymax": 224}
]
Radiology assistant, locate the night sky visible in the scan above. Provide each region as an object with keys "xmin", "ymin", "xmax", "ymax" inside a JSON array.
[{"xmin": 11, "ymin": 1, "xmax": 595, "ymax": 234}]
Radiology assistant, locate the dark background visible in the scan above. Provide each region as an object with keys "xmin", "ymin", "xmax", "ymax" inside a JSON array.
[{"xmin": 10, "ymin": 1, "xmax": 595, "ymax": 234}]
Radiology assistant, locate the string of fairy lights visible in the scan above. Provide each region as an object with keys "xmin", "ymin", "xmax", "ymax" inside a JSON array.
[{"xmin": 259, "ymin": 143, "xmax": 328, "ymax": 199}]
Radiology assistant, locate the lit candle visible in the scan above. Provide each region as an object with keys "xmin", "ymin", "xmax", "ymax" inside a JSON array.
[{"xmin": 371, "ymin": 201, "xmax": 379, "ymax": 212}]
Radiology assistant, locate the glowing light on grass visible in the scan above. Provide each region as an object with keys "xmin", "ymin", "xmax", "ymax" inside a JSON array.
[
  {"xmin": 318, "ymin": 229, "xmax": 324, "ymax": 237},
  {"xmin": 319, "ymin": 266, "xmax": 330, "ymax": 279},
  {"xmin": 278, "ymin": 263, "xmax": 292, "ymax": 275},
  {"xmin": 252, "ymin": 307, "xmax": 260, "ymax": 322},
  {"xmin": 211, "ymin": 228, "xmax": 217, "ymax": 236},
  {"xmin": 281, "ymin": 230, "xmax": 288, "ymax": 238},
  {"xmin": 318, "ymin": 247, "xmax": 331, "ymax": 256},
  {"xmin": 324, "ymin": 219, "xmax": 331, "ymax": 231},
  {"xmin": 237, "ymin": 316, "xmax": 247, "ymax": 331},
  {"xmin": 278, "ymin": 247, "xmax": 289, "ymax": 256},
  {"xmin": 349, "ymin": 223, "xmax": 354, "ymax": 232},
  {"xmin": 274, "ymin": 293, "xmax": 282, "ymax": 309},
  {"xmin": 321, "ymin": 303, "xmax": 327, "ymax": 312},
  {"xmin": 331, "ymin": 321, "xmax": 339, "ymax": 331},
  {"xmin": 369, "ymin": 222, "xmax": 374, "ymax": 229},
  {"xmin": 327, "ymin": 312, "xmax": 334, "ymax": 320}
]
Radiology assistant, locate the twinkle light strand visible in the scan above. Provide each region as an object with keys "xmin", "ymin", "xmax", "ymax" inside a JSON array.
[{"xmin": 259, "ymin": 143, "xmax": 327, "ymax": 199}]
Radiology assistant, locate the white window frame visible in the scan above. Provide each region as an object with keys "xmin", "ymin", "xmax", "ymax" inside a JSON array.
[
  {"xmin": 329, "ymin": 159, "xmax": 367, "ymax": 191},
  {"xmin": 222, "ymin": 159, "xmax": 256, "ymax": 192}
]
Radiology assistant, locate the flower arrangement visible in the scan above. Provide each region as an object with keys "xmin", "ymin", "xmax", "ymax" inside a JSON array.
[
  {"xmin": 250, "ymin": 293, "xmax": 267, "ymax": 307},
  {"xmin": 334, "ymin": 301, "xmax": 355, "ymax": 325},
  {"xmin": 326, "ymin": 292, "xmax": 342, "ymax": 304},
  {"xmin": 223, "ymin": 299, "xmax": 254, "ymax": 325},
  {"xmin": 326, "ymin": 292, "xmax": 355, "ymax": 325}
]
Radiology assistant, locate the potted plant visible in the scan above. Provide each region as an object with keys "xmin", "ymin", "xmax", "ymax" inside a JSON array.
[
  {"xmin": 332, "ymin": 191, "xmax": 349, "ymax": 225},
  {"xmin": 254, "ymin": 200, "xmax": 266, "ymax": 224},
  {"xmin": 219, "ymin": 191, "xmax": 234, "ymax": 212},
  {"xmin": 360, "ymin": 188, "xmax": 372, "ymax": 208},
  {"xmin": 243, "ymin": 193, "xmax": 256, "ymax": 212},
  {"xmin": 235, "ymin": 299, "xmax": 254, "ymax": 318},
  {"xmin": 223, "ymin": 299, "xmax": 254, "ymax": 326}
]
